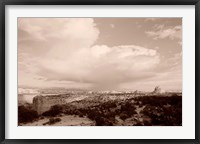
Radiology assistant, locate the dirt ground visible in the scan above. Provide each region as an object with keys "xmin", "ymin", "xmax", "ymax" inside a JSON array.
[{"xmin": 20, "ymin": 115, "xmax": 95, "ymax": 126}]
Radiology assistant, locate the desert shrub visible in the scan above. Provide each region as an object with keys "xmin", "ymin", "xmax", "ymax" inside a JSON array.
[
  {"xmin": 134, "ymin": 122, "xmax": 143, "ymax": 126},
  {"xmin": 83, "ymin": 100, "xmax": 137, "ymax": 125},
  {"xmin": 83, "ymin": 105, "xmax": 116, "ymax": 126},
  {"xmin": 39, "ymin": 116, "xmax": 45, "ymax": 120},
  {"xmin": 63, "ymin": 104, "xmax": 81, "ymax": 115},
  {"xmin": 141, "ymin": 104, "xmax": 182, "ymax": 126},
  {"xmin": 95, "ymin": 117, "xmax": 106, "ymax": 126},
  {"xmin": 101, "ymin": 101, "xmax": 117, "ymax": 109},
  {"xmin": 143, "ymin": 120, "xmax": 152, "ymax": 126},
  {"xmin": 79, "ymin": 113, "xmax": 84, "ymax": 117},
  {"xmin": 18, "ymin": 106, "xmax": 38, "ymax": 124},
  {"xmin": 78, "ymin": 108, "xmax": 88, "ymax": 116},
  {"xmin": 119, "ymin": 113, "xmax": 129, "ymax": 121},
  {"xmin": 42, "ymin": 105, "xmax": 63, "ymax": 117},
  {"xmin": 87, "ymin": 109, "xmax": 99, "ymax": 120},
  {"xmin": 95, "ymin": 116, "xmax": 114, "ymax": 126},
  {"xmin": 120, "ymin": 102, "xmax": 137, "ymax": 116},
  {"xmin": 49, "ymin": 117, "xmax": 61, "ymax": 125},
  {"xmin": 135, "ymin": 95, "xmax": 182, "ymax": 108},
  {"xmin": 169, "ymin": 96, "xmax": 182, "ymax": 106}
]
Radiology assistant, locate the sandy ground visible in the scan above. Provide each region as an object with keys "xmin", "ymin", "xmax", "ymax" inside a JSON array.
[
  {"xmin": 20, "ymin": 106, "xmax": 147, "ymax": 126},
  {"xmin": 21, "ymin": 115, "xmax": 95, "ymax": 126}
]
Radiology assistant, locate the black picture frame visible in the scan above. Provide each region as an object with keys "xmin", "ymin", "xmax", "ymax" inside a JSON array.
[{"xmin": 0, "ymin": 0, "xmax": 199, "ymax": 143}]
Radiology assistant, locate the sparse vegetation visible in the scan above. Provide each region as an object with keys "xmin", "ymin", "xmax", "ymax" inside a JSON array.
[
  {"xmin": 18, "ymin": 105, "xmax": 38, "ymax": 124},
  {"xmin": 140, "ymin": 96, "xmax": 182, "ymax": 126},
  {"xmin": 42, "ymin": 105, "xmax": 63, "ymax": 117},
  {"xmin": 19, "ymin": 93, "xmax": 182, "ymax": 126}
]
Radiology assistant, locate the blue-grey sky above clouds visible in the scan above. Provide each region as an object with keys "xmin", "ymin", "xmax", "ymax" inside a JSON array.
[{"xmin": 18, "ymin": 18, "xmax": 182, "ymax": 91}]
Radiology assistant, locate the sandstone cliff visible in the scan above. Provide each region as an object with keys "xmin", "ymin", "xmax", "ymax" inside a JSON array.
[{"xmin": 33, "ymin": 95, "xmax": 69, "ymax": 114}]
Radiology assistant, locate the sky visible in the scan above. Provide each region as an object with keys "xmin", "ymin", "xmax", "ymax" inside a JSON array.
[{"xmin": 18, "ymin": 18, "xmax": 182, "ymax": 91}]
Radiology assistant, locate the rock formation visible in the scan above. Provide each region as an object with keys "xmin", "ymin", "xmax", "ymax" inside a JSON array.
[
  {"xmin": 33, "ymin": 95, "xmax": 68, "ymax": 114},
  {"xmin": 152, "ymin": 86, "xmax": 161, "ymax": 94}
]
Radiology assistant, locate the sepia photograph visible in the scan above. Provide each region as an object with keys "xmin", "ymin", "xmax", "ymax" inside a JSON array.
[{"xmin": 18, "ymin": 18, "xmax": 182, "ymax": 126}]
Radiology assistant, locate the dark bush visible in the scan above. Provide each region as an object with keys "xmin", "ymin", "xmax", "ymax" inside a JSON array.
[
  {"xmin": 143, "ymin": 120, "xmax": 152, "ymax": 126},
  {"xmin": 119, "ymin": 113, "xmax": 129, "ymax": 121},
  {"xmin": 134, "ymin": 122, "xmax": 143, "ymax": 126},
  {"xmin": 141, "ymin": 104, "xmax": 182, "ymax": 126},
  {"xmin": 95, "ymin": 116, "xmax": 114, "ymax": 126},
  {"xmin": 120, "ymin": 102, "xmax": 137, "ymax": 116},
  {"xmin": 95, "ymin": 117, "xmax": 106, "ymax": 126},
  {"xmin": 42, "ymin": 105, "xmax": 63, "ymax": 117},
  {"xmin": 18, "ymin": 106, "xmax": 38, "ymax": 124},
  {"xmin": 78, "ymin": 111, "xmax": 84, "ymax": 117},
  {"xmin": 87, "ymin": 109, "xmax": 99, "ymax": 120},
  {"xmin": 49, "ymin": 117, "xmax": 61, "ymax": 125}
]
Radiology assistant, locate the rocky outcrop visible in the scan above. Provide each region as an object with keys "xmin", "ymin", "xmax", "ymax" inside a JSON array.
[
  {"xmin": 152, "ymin": 86, "xmax": 161, "ymax": 94},
  {"xmin": 33, "ymin": 95, "xmax": 68, "ymax": 114}
]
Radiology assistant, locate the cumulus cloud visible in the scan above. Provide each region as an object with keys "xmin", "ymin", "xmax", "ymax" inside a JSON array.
[
  {"xmin": 18, "ymin": 18, "xmax": 99, "ymax": 48},
  {"xmin": 18, "ymin": 18, "xmax": 160, "ymax": 90},
  {"xmin": 145, "ymin": 25, "xmax": 182, "ymax": 41},
  {"xmin": 153, "ymin": 24, "xmax": 165, "ymax": 30},
  {"xmin": 37, "ymin": 44, "xmax": 160, "ymax": 90},
  {"xmin": 121, "ymin": 51, "xmax": 182, "ymax": 91}
]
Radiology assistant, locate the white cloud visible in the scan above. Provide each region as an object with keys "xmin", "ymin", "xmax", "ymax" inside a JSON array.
[
  {"xmin": 153, "ymin": 24, "xmax": 165, "ymax": 30},
  {"xmin": 121, "ymin": 51, "xmax": 182, "ymax": 91},
  {"xmin": 145, "ymin": 25, "xmax": 182, "ymax": 40},
  {"xmin": 18, "ymin": 18, "xmax": 161, "ymax": 90},
  {"xmin": 37, "ymin": 44, "xmax": 160, "ymax": 89},
  {"xmin": 18, "ymin": 18, "xmax": 99, "ymax": 48}
]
